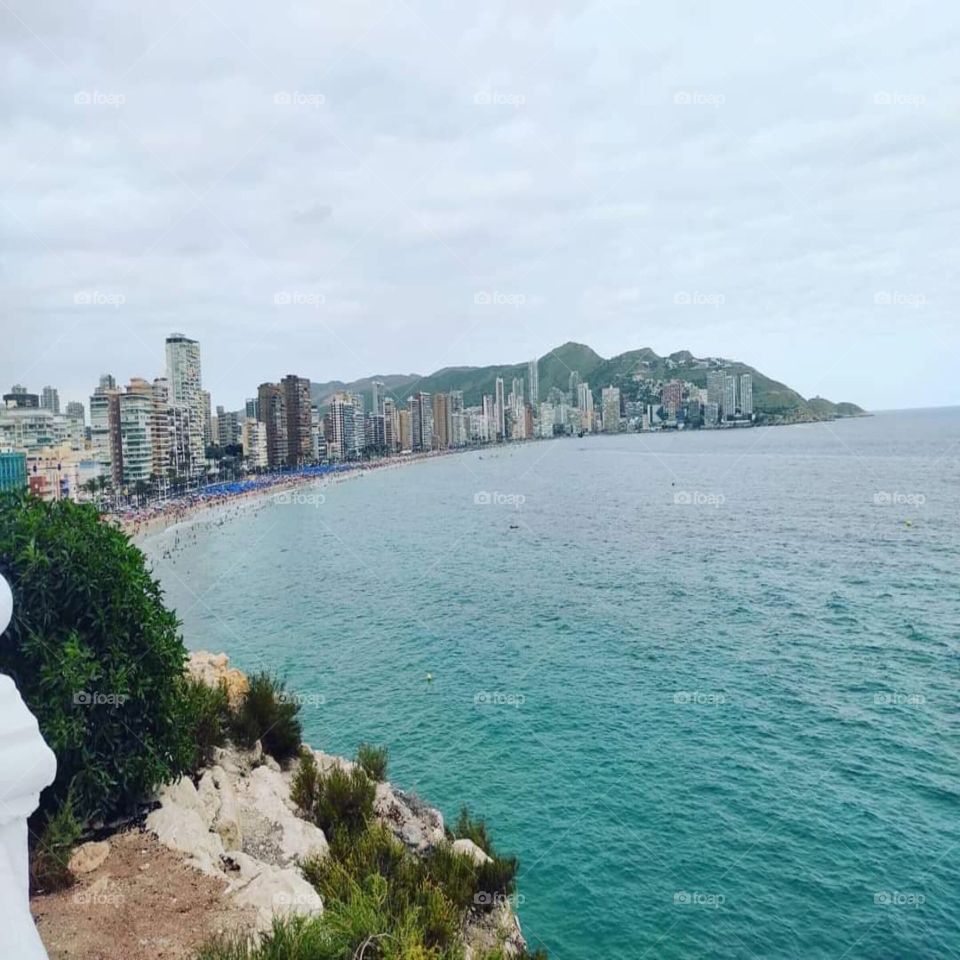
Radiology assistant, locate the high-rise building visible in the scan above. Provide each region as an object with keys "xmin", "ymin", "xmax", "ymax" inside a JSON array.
[
  {"xmin": 661, "ymin": 380, "xmax": 683, "ymax": 417},
  {"xmin": 528, "ymin": 359, "xmax": 539, "ymax": 406},
  {"xmin": 65, "ymin": 401, "xmax": 85, "ymax": 425},
  {"xmin": 739, "ymin": 374, "xmax": 753, "ymax": 417},
  {"xmin": 578, "ymin": 382, "xmax": 594, "ymax": 432},
  {"xmin": 216, "ymin": 405, "xmax": 242, "ymax": 450},
  {"xmin": 398, "ymin": 408, "xmax": 412, "ymax": 452},
  {"xmin": 40, "ymin": 386, "xmax": 60, "ymax": 414},
  {"xmin": 326, "ymin": 394, "xmax": 356, "ymax": 461},
  {"xmin": 409, "ymin": 392, "xmax": 433, "ymax": 452},
  {"xmin": 494, "ymin": 378, "xmax": 505, "ymax": 441},
  {"xmin": 281, "ymin": 374, "xmax": 313, "ymax": 466},
  {"xmin": 257, "ymin": 382, "xmax": 288, "ymax": 469},
  {"xmin": 601, "ymin": 386, "xmax": 621, "ymax": 433},
  {"xmin": 432, "ymin": 392, "xmax": 451, "ymax": 449},
  {"xmin": 706, "ymin": 370, "xmax": 725, "ymax": 408},
  {"xmin": 245, "ymin": 397, "xmax": 259, "ymax": 420},
  {"xmin": 151, "ymin": 378, "xmax": 172, "ymax": 479},
  {"xmin": 89, "ymin": 376, "xmax": 122, "ymax": 483},
  {"xmin": 568, "ymin": 371, "xmax": 580, "ymax": 403},
  {"xmin": 242, "ymin": 418, "xmax": 268, "ymax": 469},
  {"xmin": 383, "ymin": 397, "xmax": 398, "ymax": 452},
  {"xmin": 722, "ymin": 375, "xmax": 737, "ymax": 420},
  {"xmin": 371, "ymin": 381, "xmax": 385, "ymax": 416},
  {"xmin": 201, "ymin": 390, "xmax": 212, "ymax": 448},
  {"xmin": 165, "ymin": 334, "xmax": 205, "ymax": 477},
  {"xmin": 3, "ymin": 386, "xmax": 39, "ymax": 408},
  {"xmin": 119, "ymin": 378, "xmax": 155, "ymax": 484}
]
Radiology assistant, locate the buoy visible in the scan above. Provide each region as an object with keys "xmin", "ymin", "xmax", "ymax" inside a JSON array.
[
  {"xmin": 426, "ymin": 673, "xmax": 433, "ymax": 682},
  {"xmin": 904, "ymin": 519, "xmax": 912, "ymax": 527}
]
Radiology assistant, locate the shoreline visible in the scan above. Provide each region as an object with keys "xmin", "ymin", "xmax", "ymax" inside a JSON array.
[
  {"xmin": 123, "ymin": 415, "xmax": 869, "ymax": 544},
  {"xmin": 124, "ymin": 446, "xmax": 478, "ymax": 544}
]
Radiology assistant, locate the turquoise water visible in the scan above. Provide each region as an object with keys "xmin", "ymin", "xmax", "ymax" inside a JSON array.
[{"xmin": 146, "ymin": 409, "xmax": 960, "ymax": 959}]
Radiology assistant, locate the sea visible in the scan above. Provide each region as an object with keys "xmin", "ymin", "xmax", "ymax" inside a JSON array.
[{"xmin": 143, "ymin": 407, "xmax": 960, "ymax": 959}]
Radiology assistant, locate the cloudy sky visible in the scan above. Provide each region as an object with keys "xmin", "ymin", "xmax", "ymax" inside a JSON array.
[{"xmin": 2, "ymin": 0, "xmax": 958, "ymax": 411}]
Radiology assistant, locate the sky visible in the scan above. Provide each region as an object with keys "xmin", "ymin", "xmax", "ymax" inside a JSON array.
[{"xmin": 2, "ymin": 0, "xmax": 958, "ymax": 412}]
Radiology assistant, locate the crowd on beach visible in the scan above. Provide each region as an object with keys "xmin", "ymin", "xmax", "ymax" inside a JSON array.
[{"xmin": 111, "ymin": 451, "xmax": 452, "ymax": 539}]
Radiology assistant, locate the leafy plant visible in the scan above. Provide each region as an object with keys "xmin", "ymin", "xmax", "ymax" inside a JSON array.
[
  {"xmin": 0, "ymin": 492, "xmax": 193, "ymax": 822},
  {"xmin": 454, "ymin": 805, "xmax": 491, "ymax": 854},
  {"xmin": 355, "ymin": 742, "xmax": 389, "ymax": 782},
  {"xmin": 292, "ymin": 752, "xmax": 375, "ymax": 838},
  {"xmin": 183, "ymin": 675, "xmax": 230, "ymax": 771},
  {"xmin": 30, "ymin": 791, "xmax": 82, "ymax": 893},
  {"xmin": 230, "ymin": 672, "xmax": 302, "ymax": 765}
]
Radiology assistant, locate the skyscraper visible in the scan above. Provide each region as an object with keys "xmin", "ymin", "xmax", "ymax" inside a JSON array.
[
  {"xmin": 119, "ymin": 378, "xmax": 154, "ymax": 484},
  {"xmin": 165, "ymin": 334, "xmax": 204, "ymax": 477},
  {"xmin": 90, "ymin": 375, "xmax": 121, "ymax": 482},
  {"xmin": 40, "ymin": 386, "xmax": 60, "ymax": 414},
  {"xmin": 661, "ymin": 380, "xmax": 683, "ymax": 417},
  {"xmin": 706, "ymin": 370, "xmax": 725, "ymax": 408},
  {"xmin": 739, "ymin": 374, "xmax": 753, "ymax": 416},
  {"xmin": 722, "ymin": 375, "xmax": 737, "ymax": 420},
  {"xmin": 151, "ymin": 378, "xmax": 172, "ymax": 479},
  {"xmin": 528, "ymin": 358, "xmax": 539, "ymax": 406},
  {"xmin": 281, "ymin": 374, "xmax": 312, "ymax": 466},
  {"xmin": 257, "ymin": 382, "xmax": 287, "ymax": 469},
  {"xmin": 568, "ymin": 370, "xmax": 580, "ymax": 402},
  {"xmin": 578, "ymin": 382, "xmax": 594, "ymax": 432},
  {"xmin": 371, "ymin": 380, "xmax": 385, "ymax": 416},
  {"xmin": 432, "ymin": 392, "xmax": 450, "ymax": 449},
  {"xmin": 601, "ymin": 386, "xmax": 621, "ymax": 433},
  {"xmin": 327, "ymin": 393, "xmax": 356, "ymax": 461},
  {"xmin": 494, "ymin": 378, "xmax": 505, "ymax": 441},
  {"xmin": 409, "ymin": 392, "xmax": 433, "ymax": 452}
]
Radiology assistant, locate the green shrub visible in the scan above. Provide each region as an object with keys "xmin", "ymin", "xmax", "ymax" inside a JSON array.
[
  {"xmin": 30, "ymin": 791, "xmax": 82, "ymax": 893},
  {"xmin": 355, "ymin": 742, "xmax": 389, "ymax": 782},
  {"xmin": 183, "ymin": 676, "xmax": 230, "ymax": 771},
  {"xmin": 292, "ymin": 751, "xmax": 375, "ymax": 838},
  {"xmin": 474, "ymin": 855, "xmax": 518, "ymax": 913},
  {"xmin": 0, "ymin": 492, "xmax": 193, "ymax": 822},
  {"xmin": 231, "ymin": 672, "xmax": 302, "ymax": 765},
  {"xmin": 454, "ymin": 805, "xmax": 491, "ymax": 854}
]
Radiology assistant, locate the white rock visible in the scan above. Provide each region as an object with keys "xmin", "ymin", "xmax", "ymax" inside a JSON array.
[
  {"xmin": 452, "ymin": 838, "xmax": 492, "ymax": 865},
  {"xmin": 197, "ymin": 771, "xmax": 222, "ymax": 824},
  {"xmin": 374, "ymin": 783, "xmax": 445, "ymax": 852},
  {"xmin": 230, "ymin": 861, "xmax": 323, "ymax": 932},
  {"xmin": 211, "ymin": 765, "xmax": 243, "ymax": 851},
  {"xmin": 147, "ymin": 802, "xmax": 225, "ymax": 876}
]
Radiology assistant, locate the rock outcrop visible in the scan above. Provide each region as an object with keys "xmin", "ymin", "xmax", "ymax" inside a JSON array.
[{"xmin": 144, "ymin": 652, "xmax": 527, "ymax": 954}]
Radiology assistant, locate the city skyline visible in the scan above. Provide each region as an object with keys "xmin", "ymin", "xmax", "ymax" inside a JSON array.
[{"xmin": 3, "ymin": 3, "xmax": 959, "ymax": 411}]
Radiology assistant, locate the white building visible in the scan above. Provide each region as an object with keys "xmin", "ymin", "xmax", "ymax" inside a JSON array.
[
  {"xmin": 242, "ymin": 418, "xmax": 268, "ymax": 468},
  {"xmin": 165, "ymin": 333, "xmax": 204, "ymax": 478},
  {"xmin": 739, "ymin": 374, "xmax": 753, "ymax": 416},
  {"xmin": 601, "ymin": 386, "xmax": 621, "ymax": 433},
  {"xmin": 528, "ymin": 358, "xmax": 539, "ymax": 407}
]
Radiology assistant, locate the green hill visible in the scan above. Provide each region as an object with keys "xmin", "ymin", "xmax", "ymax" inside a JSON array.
[{"xmin": 311, "ymin": 345, "xmax": 864, "ymax": 420}]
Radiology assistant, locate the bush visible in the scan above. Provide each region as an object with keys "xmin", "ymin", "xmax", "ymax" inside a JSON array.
[
  {"xmin": 183, "ymin": 676, "xmax": 230, "ymax": 771},
  {"xmin": 0, "ymin": 493, "xmax": 193, "ymax": 822},
  {"xmin": 292, "ymin": 751, "xmax": 375, "ymax": 838},
  {"xmin": 231, "ymin": 672, "xmax": 302, "ymax": 765},
  {"xmin": 30, "ymin": 791, "xmax": 82, "ymax": 893},
  {"xmin": 355, "ymin": 742, "xmax": 389, "ymax": 782},
  {"xmin": 454, "ymin": 805, "xmax": 491, "ymax": 854}
]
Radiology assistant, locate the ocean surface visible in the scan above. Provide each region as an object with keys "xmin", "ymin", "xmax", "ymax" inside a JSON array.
[{"xmin": 144, "ymin": 408, "xmax": 960, "ymax": 959}]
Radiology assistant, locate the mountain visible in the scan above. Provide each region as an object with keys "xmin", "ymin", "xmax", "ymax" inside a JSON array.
[{"xmin": 310, "ymin": 344, "xmax": 864, "ymax": 420}]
